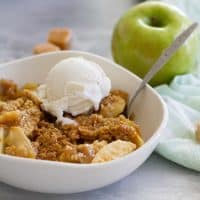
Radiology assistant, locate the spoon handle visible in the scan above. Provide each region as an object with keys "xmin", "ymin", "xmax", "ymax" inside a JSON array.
[{"xmin": 127, "ymin": 22, "xmax": 198, "ymax": 118}]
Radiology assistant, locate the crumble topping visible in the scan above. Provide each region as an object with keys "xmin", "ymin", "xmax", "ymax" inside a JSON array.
[{"xmin": 0, "ymin": 79, "xmax": 144, "ymax": 164}]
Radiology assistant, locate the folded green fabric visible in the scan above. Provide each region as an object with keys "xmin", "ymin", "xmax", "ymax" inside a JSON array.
[
  {"xmin": 145, "ymin": 0, "xmax": 200, "ymax": 171},
  {"xmin": 156, "ymin": 74, "xmax": 200, "ymax": 171}
]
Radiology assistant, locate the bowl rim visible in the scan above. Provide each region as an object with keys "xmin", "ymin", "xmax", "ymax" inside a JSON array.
[{"xmin": 0, "ymin": 50, "xmax": 168, "ymax": 168}]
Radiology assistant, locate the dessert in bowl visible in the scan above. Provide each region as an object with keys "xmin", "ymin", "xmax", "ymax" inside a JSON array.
[{"xmin": 0, "ymin": 51, "xmax": 167, "ymax": 193}]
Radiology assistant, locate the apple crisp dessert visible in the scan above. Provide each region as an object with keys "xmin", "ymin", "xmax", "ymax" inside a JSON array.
[{"xmin": 0, "ymin": 79, "xmax": 144, "ymax": 163}]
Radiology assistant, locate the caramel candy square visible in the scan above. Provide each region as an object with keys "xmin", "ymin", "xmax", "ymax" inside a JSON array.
[
  {"xmin": 48, "ymin": 28, "xmax": 72, "ymax": 50},
  {"xmin": 33, "ymin": 43, "xmax": 60, "ymax": 54}
]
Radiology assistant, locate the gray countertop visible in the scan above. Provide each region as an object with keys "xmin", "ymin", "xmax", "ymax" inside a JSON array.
[{"xmin": 0, "ymin": 0, "xmax": 199, "ymax": 199}]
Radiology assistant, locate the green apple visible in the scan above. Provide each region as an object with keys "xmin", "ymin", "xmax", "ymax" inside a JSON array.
[{"xmin": 112, "ymin": 1, "xmax": 199, "ymax": 86}]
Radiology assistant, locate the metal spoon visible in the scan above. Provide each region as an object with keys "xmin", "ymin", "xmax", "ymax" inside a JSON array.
[{"xmin": 127, "ymin": 22, "xmax": 198, "ymax": 119}]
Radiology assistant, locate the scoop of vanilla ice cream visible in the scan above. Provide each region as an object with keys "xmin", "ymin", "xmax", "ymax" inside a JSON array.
[{"xmin": 37, "ymin": 57, "xmax": 111, "ymax": 124}]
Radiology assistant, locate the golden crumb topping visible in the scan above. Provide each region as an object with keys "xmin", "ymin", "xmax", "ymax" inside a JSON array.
[{"xmin": 0, "ymin": 79, "xmax": 144, "ymax": 164}]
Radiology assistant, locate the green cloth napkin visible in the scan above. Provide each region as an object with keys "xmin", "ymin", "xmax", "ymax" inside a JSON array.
[
  {"xmin": 148, "ymin": 0, "xmax": 200, "ymax": 171},
  {"xmin": 156, "ymin": 74, "xmax": 200, "ymax": 171}
]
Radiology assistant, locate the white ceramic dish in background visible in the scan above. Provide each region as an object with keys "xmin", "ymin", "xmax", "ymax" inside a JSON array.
[{"xmin": 0, "ymin": 51, "xmax": 168, "ymax": 194}]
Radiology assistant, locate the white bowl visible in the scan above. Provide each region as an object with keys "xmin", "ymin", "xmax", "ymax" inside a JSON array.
[{"xmin": 0, "ymin": 51, "xmax": 168, "ymax": 194}]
